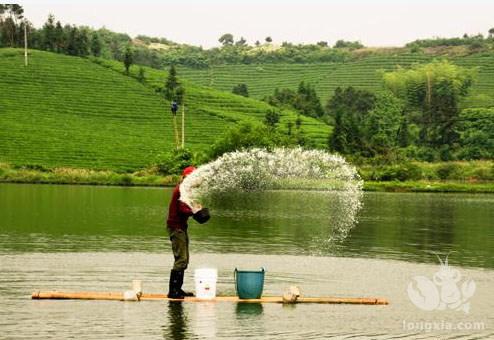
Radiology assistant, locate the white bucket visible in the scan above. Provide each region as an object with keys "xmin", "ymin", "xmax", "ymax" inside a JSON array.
[{"xmin": 194, "ymin": 268, "xmax": 218, "ymax": 300}]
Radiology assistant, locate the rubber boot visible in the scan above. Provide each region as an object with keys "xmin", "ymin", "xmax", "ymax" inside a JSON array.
[
  {"xmin": 167, "ymin": 270, "xmax": 184, "ymax": 299},
  {"xmin": 177, "ymin": 270, "xmax": 194, "ymax": 297}
]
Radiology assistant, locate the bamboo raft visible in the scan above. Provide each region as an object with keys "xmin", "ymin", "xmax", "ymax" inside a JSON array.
[{"xmin": 32, "ymin": 291, "xmax": 388, "ymax": 305}]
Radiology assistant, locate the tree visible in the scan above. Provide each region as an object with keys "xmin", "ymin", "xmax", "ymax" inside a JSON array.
[
  {"xmin": 218, "ymin": 33, "xmax": 234, "ymax": 46},
  {"xmin": 235, "ymin": 36, "xmax": 247, "ymax": 46},
  {"xmin": 397, "ymin": 114, "xmax": 409, "ymax": 147},
  {"xmin": 175, "ymin": 86, "xmax": 185, "ymax": 106},
  {"xmin": 42, "ymin": 14, "xmax": 56, "ymax": 51},
  {"xmin": 326, "ymin": 86, "xmax": 376, "ymax": 154},
  {"xmin": 207, "ymin": 121, "xmax": 309, "ymax": 159},
  {"xmin": 295, "ymin": 115, "xmax": 302, "ymax": 130},
  {"xmin": 264, "ymin": 109, "xmax": 280, "ymax": 128},
  {"xmin": 232, "ymin": 83, "xmax": 249, "ymax": 97},
  {"xmin": 333, "ymin": 40, "xmax": 364, "ymax": 49},
  {"xmin": 265, "ymin": 36, "xmax": 272, "ymax": 43},
  {"xmin": 383, "ymin": 60, "xmax": 476, "ymax": 149},
  {"xmin": 75, "ymin": 27, "xmax": 90, "ymax": 56},
  {"xmin": 294, "ymin": 81, "xmax": 324, "ymax": 118},
  {"xmin": 317, "ymin": 41, "xmax": 328, "ymax": 47},
  {"xmin": 137, "ymin": 67, "xmax": 145, "ymax": 83},
  {"xmin": 164, "ymin": 65, "xmax": 184, "ymax": 103},
  {"xmin": 54, "ymin": 21, "xmax": 65, "ymax": 52},
  {"xmin": 123, "ymin": 44, "xmax": 134, "ymax": 74},
  {"xmin": 286, "ymin": 121, "xmax": 294, "ymax": 136},
  {"xmin": 456, "ymin": 108, "xmax": 494, "ymax": 159},
  {"xmin": 363, "ymin": 92, "xmax": 404, "ymax": 155},
  {"xmin": 65, "ymin": 26, "xmax": 89, "ymax": 56},
  {"xmin": 66, "ymin": 26, "xmax": 79, "ymax": 55},
  {"xmin": 265, "ymin": 88, "xmax": 297, "ymax": 108},
  {"xmin": 90, "ymin": 32, "xmax": 102, "ymax": 57},
  {"xmin": 329, "ymin": 110, "xmax": 346, "ymax": 153},
  {"xmin": 0, "ymin": 4, "xmax": 24, "ymax": 47},
  {"xmin": 265, "ymin": 82, "xmax": 323, "ymax": 119},
  {"xmin": 489, "ymin": 28, "xmax": 494, "ymax": 38},
  {"xmin": 154, "ymin": 148, "xmax": 194, "ymax": 175},
  {"xmin": 165, "ymin": 65, "xmax": 178, "ymax": 94},
  {"xmin": 164, "ymin": 65, "xmax": 185, "ymax": 149}
]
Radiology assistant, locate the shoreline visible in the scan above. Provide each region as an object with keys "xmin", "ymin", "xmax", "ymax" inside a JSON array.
[
  {"xmin": 1, "ymin": 167, "xmax": 492, "ymax": 193},
  {"xmin": 363, "ymin": 180, "xmax": 494, "ymax": 193}
]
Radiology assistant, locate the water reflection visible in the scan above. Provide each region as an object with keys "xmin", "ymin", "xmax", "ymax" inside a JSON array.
[
  {"xmin": 234, "ymin": 303, "xmax": 267, "ymax": 337},
  {"xmin": 236, "ymin": 303, "xmax": 264, "ymax": 318},
  {"xmin": 163, "ymin": 302, "xmax": 188, "ymax": 340},
  {"xmin": 0, "ymin": 184, "xmax": 493, "ymax": 268},
  {"xmin": 194, "ymin": 303, "xmax": 217, "ymax": 339}
]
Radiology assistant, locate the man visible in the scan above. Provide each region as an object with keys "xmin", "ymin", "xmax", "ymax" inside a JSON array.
[
  {"xmin": 171, "ymin": 101, "xmax": 178, "ymax": 116},
  {"xmin": 166, "ymin": 166, "xmax": 201, "ymax": 299}
]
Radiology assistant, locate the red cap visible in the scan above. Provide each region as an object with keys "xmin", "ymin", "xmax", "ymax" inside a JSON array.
[{"xmin": 182, "ymin": 166, "xmax": 196, "ymax": 177}]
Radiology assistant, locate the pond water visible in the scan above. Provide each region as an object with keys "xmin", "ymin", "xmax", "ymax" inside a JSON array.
[{"xmin": 0, "ymin": 183, "xmax": 493, "ymax": 339}]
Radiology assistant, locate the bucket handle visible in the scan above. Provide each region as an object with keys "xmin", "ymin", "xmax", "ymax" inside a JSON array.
[
  {"xmin": 234, "ymin": 268, "xmax": 238, "ymax": 296},
  {"xmin": 234, "ymin": 267, "xmax": 265, "ymax": 278}
]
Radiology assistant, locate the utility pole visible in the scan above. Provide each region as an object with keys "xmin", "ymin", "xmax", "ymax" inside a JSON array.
[
  {"xmin": 426, "ymin": 71, "xmax": 431, "ymax": 107},
  {"xmin": 171, "ymin": 101, "xmax": 179, "ymax": 149},
  {"xmin": 181, "ymin": 102, "xmax": 185, "ymax": 148},
  {"xmin": 24, "ymin": 20, "xmax": 28, "ymax": 67}
]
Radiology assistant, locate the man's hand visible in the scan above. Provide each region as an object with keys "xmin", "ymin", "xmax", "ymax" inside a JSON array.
[{"xmin": 191, "ymin": 203, "xmax": 203, "ymax": 214}]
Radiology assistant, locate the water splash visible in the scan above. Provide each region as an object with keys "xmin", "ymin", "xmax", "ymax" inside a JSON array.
[{"xmin": 180, "ymin": 147, "xmax": 363, "ymax": 244}]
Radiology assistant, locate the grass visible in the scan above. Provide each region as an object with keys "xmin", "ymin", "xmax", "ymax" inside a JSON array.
[
  {"xmin": 0, "ymin": 162, "xmax": 177, "ymax": 187},
  {"xmin": 0, "ymin": 48, "xmax": 330, "ymax": 171},
  {"xmin": 0, "ymin": 49, "xmax": 175, "ymax": 171},
  {"xmin": 358, "ymin": 160, "xmax": 494, "ymax": 182},
  {"xmin": 96, "ymin": 58, "xmax": 331, "ymax": 145},
  {"xmin": 177, "ymin": 52, "xmax": 494, "ymax": 107},
  {"xmin": 1, "ymin": 162, "xmax": 492, "ymax": 193}
]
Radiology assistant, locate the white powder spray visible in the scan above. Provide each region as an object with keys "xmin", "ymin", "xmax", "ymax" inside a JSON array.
[{"xmin": 180, "ymin": 147, "xmax": 363, "ymax": 243}]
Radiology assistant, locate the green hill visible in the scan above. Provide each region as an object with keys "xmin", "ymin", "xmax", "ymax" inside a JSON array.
[
  {"xmin": 0, "ymin": 48, "xmax": 330, "ymax": 171},
  {"xmin": 177, "ymin": 52, "xmax": 494, "ymax": 108}
]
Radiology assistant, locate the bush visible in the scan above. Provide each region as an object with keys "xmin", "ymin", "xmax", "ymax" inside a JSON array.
[
  {"xmin": 232, "ymin": 83, "xmax": 249, "ymax": 97},
  {"xmin": 439, "ymin": 145, "xmax": 455, "ymax": 161},
  {"xmin": 416, "ymin": 147, "xmax": 440, "ymax": 162},
  {"xmin": 208, "ymin": 122, "xmax": 277, "ymax": 159},
  {"xmin": 471, "ymin": 166, "xmax": 493, "ymax": 181},
  {"xmin": 120, "ymin": 174, "xmax": 133, "ymax": 185},
  {"xmin": 457, "ymin": 108, "xmax": 494, "ymax": 160},
  {"xmin": 358, "ymin": 159, "xmax": 494, "ymax": 182},
  {"xmin": 154, "ymin": 148, "xmax": 194, "ymax": 175},
  {"xmin": 369, "ymin": 163, "xmax": 422, "ymax": 181},
  {"xmin": 207, "ymin": 121, "xmax": 308, "ymax": 160},
  {"xmin": 436, "ymin": 163, "xmax": 462, "ymax": 180},
  {"xmin": 333, "ymin": 40, "xmax": 364, "ymax": 50},
  {"xmin": 17, "ymin": 164, "xmax": 49, "ymax": 172}
]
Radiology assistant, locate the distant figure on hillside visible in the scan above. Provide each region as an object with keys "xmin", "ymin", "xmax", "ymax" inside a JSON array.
[{"xmin": 171, "ymin": 101, "xmax": 178, "ymax": 115}]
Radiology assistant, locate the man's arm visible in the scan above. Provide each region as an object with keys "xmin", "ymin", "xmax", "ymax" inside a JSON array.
[
  {"xmin": 178, "ymin": 201, "xmax": 194, "ymax": 216},
  {"xmin": 179, "ymin": 201, "xmax": 203, "ymax": 215}
]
